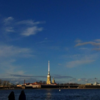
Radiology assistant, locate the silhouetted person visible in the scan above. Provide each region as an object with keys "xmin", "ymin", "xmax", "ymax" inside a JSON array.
[
  {"xmin": 8, "ymin": 91, "xmax": 15, "ymax": 100},
  {"xmin": 19, "ymin": 90, "xmax": 26, "ymax": 100}
]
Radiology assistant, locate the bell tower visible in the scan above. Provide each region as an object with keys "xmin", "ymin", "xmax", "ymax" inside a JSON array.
[{"xmin": 47, "ymin": 61, "xmax": 51, "ymax": 84}]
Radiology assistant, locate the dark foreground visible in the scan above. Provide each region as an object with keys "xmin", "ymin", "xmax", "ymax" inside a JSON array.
[{"xmin": 1, "ymin": 89, "xmax": 100, "ymax": 100}]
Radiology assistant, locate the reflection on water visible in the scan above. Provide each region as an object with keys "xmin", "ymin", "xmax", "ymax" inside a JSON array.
[
  {"xmin": 0, "ymin": 89, "xmax": 100, "ymax": 100},
  {"xmin": 45, "ymin": 89, "xmax": 52, "ymax": 100}
]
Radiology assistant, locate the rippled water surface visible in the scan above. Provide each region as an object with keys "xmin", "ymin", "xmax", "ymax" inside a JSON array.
[{"xmin": 0, "ymin": 89, "xmax": 100, "ymax": 100}]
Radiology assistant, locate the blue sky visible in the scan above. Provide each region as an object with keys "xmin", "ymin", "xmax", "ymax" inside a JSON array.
[{"xmin": 0, "ymin": 0, "xmax": 100, "ymax": 84}]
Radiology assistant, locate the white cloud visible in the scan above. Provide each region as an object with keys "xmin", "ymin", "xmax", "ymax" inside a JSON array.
[
  {"xmin": 79, "ymin": 47, "xmax": 90, "ymax": 50},
  {"xmin": 4, "ymin": 17, "xmax": 14, "ymax": 25},
  {"xmin": 65, "ymin": 53, "xmax": 97, "ymax": 68},
  {"xmin": 17, "ymin": 20, "xmax": 41, "ymax": 25},
  {"xmin": 75, "ymin": 39, "xmax": 100, "ymax": 47},
  {"xmin": 75, "ymin": 39, "xmax": 100, "ymax": 51},
  {"xmin": 21, "ymin": 26, "xmax": 43, "ymax": 36},
  {"xmin": 95, "ymin": 39, "xmax": 100, "ymax": 42},
  {"xmin": 77, "ymin": 78, "xmax": 87, "ymax": 82},
  {"xmin": 0, "ymin": 45, "xmax": 32, "ymax": 58},
  {"xmin": 66, "ymin": 59, "xmax": 94, "ymax": 68},
  {"xmin": 1, "ymin": 16, "xmax": 44, "ymax": 38},
  {"xmin": 75, "ymin": 41, "xmax": 99, "ymax": 47},
  {"xmin": 5, "ymin": 27, "xmax": 14, "ymax": 32},
  {"xmin": 75, "ymin": 39, "xmax": 82, "ymax": 43},
  {"xmin": 2, "ymin": 17, "xmax": 15, "ymax": 33}
]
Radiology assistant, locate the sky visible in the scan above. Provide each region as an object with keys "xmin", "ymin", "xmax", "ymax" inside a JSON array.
[{"xmin": 0, "ymin": 0, "xmax": 100, "ymax": 84}]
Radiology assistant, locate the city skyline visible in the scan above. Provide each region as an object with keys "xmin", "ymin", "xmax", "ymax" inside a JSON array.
[{"xmin": 0, "ymin": 0, "xmax": 100, "ymax": 84}]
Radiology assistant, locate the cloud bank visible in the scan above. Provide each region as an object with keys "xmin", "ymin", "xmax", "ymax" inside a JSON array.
[
  {"xmin": 66, "ymin": 59, "xmax": 94, "ymax": 68},
  {"xmin": 1, "ymin": 16, "xmax": 44, "ymax": 37},
  {"xmin": 75, "ymin": 39, "xmax": 100, "ymax": 51},
  {"xmin": 0, "ymin": 44, "xmax": 33, "ymax": 81},
  {"xmin": 21, "ymin": 26, "xmax": 43, "ymax": 36}
]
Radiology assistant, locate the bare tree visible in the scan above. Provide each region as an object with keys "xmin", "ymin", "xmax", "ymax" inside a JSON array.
[
  {"xmin": 3, "ymin": 81, "xmax": 7, "ymax": 87},
  {"xmin": 43, "ymin": 81, "xmax": 46, "ymax": 84},
  {"xmin": 39, "ymin": 81, "xmax": 42, "ymax": 84},
  {"xmin": 6, "ymin": 81, "xmax": 10, "ymax": 87},
  {"xmin": 0, "ymin": 79, "xmax": 2, "ymax": 86}
]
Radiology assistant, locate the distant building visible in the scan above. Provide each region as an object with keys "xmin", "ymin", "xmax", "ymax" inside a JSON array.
[
  {"xmin": 85, "ymin": 83, "xmax": 92, "ymax": 85},
  {"xmin": 85, "ymin": 82, "xmax": 100, "ymax": 86},
  {"xmin": 93, "ymin": 82, "xmax": 98, "ymax": 85},
  {"xmin": 17, "ymin": 84, "xmax": 22, "ymax": 87},
  {"xmin": 22, "ymin": 82, "xmax": 42, "ymax": 88},
  {"xmin": 93, "ymin": 82, "xmax": 100, "ymax": 86}
]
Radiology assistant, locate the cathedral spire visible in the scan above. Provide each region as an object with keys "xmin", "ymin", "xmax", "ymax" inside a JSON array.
[
  {"xmin": 47, "ymin": 60, "xmax": 51, "ymax": 84},
  {"xmin": 48, "ymin": 60, "xmax": 50, "ymax": 74}
]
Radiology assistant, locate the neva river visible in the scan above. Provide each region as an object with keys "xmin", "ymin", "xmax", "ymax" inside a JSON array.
[{"xmin": 0, "ymin": 89, "xmax": 100, "ymax": 100}]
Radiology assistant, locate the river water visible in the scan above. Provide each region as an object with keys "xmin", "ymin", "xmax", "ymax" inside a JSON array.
[{"xmin": 0, "ymin": 89, "xmax": 100, "ymax": 100}]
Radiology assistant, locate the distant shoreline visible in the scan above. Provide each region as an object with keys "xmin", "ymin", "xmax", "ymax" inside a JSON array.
[{"xmin": 1, "ymin": 88, "xmax": 100, "ymax": 90}]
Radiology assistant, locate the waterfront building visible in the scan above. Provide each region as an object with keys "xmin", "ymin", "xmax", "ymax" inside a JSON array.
[
  {"xmin": 46, "ymin": 61, "xmax": 51, "ymax": 84},
  {"xmin": 85, "ymin": 83, "xmax": 92, "ymax": 85},
  {"xmin": 93, "ymin": 82, "xmax": 100, "ymax": 86}
]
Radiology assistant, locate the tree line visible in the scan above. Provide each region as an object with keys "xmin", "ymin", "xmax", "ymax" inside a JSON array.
[{"xmin": 0, "ymin": 79, "xmax": 12, "ymax": 87}]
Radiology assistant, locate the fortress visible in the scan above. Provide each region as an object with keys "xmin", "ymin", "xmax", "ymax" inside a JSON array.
[{"xmin": 16, "ymin": 61, "xmax": 100, "ymax": 89}]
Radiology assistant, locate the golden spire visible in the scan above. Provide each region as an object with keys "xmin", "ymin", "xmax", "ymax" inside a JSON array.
[{"xmin": 47, "ymin": 60, "xmax": 51, "ymax": 84}]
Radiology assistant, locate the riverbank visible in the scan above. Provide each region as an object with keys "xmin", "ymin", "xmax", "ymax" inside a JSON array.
[{"xmin": 1, "ymin": 87, "xmax": 100, "ymax": 90}]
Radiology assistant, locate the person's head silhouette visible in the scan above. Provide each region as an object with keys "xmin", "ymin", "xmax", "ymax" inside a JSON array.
[
  {"xmin": 19, "ymin": 90, "xmax": 26, "ymax": 100},
  {"xmin": 8, "ymin": 91, "xmax": 15, "ymax": 100}
]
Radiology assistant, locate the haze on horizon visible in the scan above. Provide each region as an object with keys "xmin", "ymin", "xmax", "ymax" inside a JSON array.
[{"xmin": 0, "ymin": 0, "xmax": 100, "ymax": 84}]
